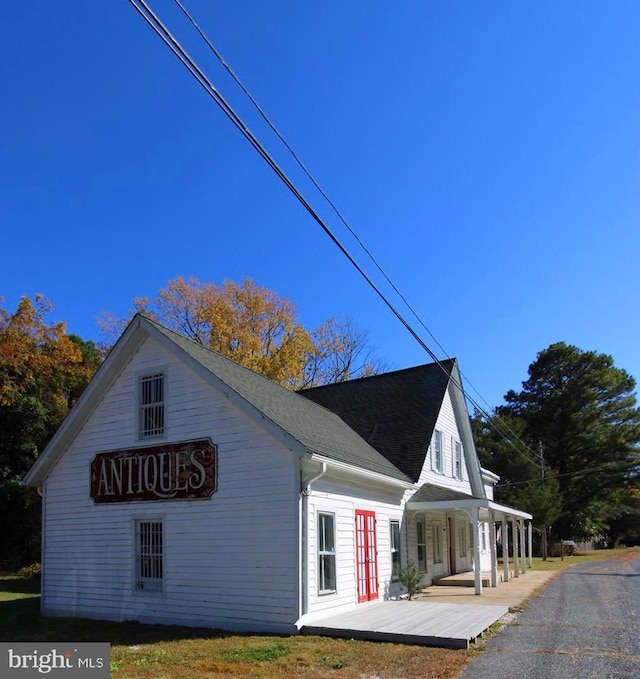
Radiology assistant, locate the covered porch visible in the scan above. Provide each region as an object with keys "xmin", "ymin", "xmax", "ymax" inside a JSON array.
[{"xmin": 407, "ymin": 487, "xmax": 533, "ymax": 595}]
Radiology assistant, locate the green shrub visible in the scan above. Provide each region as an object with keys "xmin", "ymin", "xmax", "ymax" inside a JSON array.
[{"xmin": 398, "ymin": 560, "xmax": 422, "ymax": 600}]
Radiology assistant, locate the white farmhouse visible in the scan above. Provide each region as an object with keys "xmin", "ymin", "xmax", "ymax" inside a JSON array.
[{"xmin": 23, "ymin": 314, "xmax": 532, "ymax": 635}]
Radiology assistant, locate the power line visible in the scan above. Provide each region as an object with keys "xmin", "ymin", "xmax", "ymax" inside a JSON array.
[
  {"xmin": 170, "ymin": 0, "xmax": 513, "ymax": 426},
  {"xmin": 496, "ymin": 465, "xmax": 612, "ymax": 488},
  {"xmin": 127, "ymin": 0, "xmax": 542, "ymax": 470},
  {"xmin": 168, "ymin": 0, "xmax": 543, "ymax": 469},
  {"xmin": 171, "ymin": 0, "xmax": 450, "ymax": 357}
]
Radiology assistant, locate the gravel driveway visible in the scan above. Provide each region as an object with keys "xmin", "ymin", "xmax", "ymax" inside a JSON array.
[{"xmin": 457, "ymin": 553, "xmax": 640, "ymax": 678}]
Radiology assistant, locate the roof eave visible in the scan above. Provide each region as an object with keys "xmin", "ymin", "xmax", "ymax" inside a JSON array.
[
  {"xmin": 309, "ymin": 453, "xmax": 414, "ymax": 489},
  {"xmin": 142, "ymin": 320, "xmax": 310, "ymax": 460},
  {"xmin": 481, "ymin": 467, "xmax": 501, "ymax": 483},
  {"xmin": 406, "ymin": 497, "xmax": 532, "ymax": 520}
]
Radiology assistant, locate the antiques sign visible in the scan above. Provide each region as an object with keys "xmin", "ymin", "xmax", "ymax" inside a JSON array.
[{"xmin": 90, "ymin": 439, "xmax": 217, "ymax": 503}]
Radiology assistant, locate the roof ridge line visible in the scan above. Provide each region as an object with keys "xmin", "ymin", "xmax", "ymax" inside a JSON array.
[{"xmin": 298, "ymin": 358, "xmax": 457, "ymax": 393}]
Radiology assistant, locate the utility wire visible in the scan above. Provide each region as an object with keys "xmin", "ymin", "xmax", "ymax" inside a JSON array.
[
  {"xmin": 170, "ymin": 0, "xmax": 502, "ymax": 419},
  {"xmin": 128, "ymin": 0, "xmax": 542, "ymax": 470},
  {"xmin": 171, "ymin": 1, "xmax": 447, "ymax": 354},
  {"xmin": 495, "ymin": 465, "xmax": 614, "ymax": 488},
  {"xmin": 170, "ymin": 0, "xmax": 542, "ymax": 469}
]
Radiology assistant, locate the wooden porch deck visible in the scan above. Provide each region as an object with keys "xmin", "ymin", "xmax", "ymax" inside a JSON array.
[
  {"xmin": 300, "ymin": 599, "xmax": 508, "ymax": 649},
  {"xmin": 432, "ymin": 570, "xmax": 511, "ymax": 587}
]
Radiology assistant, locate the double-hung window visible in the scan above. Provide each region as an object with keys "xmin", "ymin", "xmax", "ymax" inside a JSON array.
[
  {"xmin": 432, "ymin": 430, "xmax": 444, "ymax": 473},
  {"xmin": 139, "ymin": 372, "xmax": 165, "ymax": 439},
  {"xmin": 134, "ymin": 519, "xmax": 163, "ymax": 593},
  {"xmin": 318, "ymin": 512, "xmax": 336, "ymax": 594},
  {"xmin": 459, "ymin": 525, "xmax": 467, "ymax": 557},
  {"xmin": 454, "ymin": 440, "xmax": 463, "ymax": 479},
  {"xmin": 432, "ymin": 522, "xmax": 443, "ymax": 564},
  {"xmin": 390, "ymin": 520, "xmax": 401, "ymax": 580},
  {"xmin": 416, "ymin": 516, "xmax": 426, "ymax": 572}
]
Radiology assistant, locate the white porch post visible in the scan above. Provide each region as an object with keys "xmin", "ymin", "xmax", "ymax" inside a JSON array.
[
  {"xmin": 512, "ymin": 518, "xmax": 520, "ymax": 577},
  {"xmin": 502, "ymin": 516, "xmax": 510, "ymax": 582},
  {"xmin": 528, "ymin": 522, "xmax": 533, "ymax": 568},
  {"xmin": 489, "ymin": 510, "xmax": 498, "ymax": 587},
  {"xmin": 472, "ymin": 507, "xmax": 482, "ymax": 594},
  {"xmin": 519, "ymin": 519, "xmax": 526, "ymax": 574}
]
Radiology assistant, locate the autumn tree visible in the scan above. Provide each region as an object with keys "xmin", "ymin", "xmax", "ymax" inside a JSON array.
[
  {"xmin": 100, "ymin": 276, "xmax": 383, "ymax": 389},
  {"xmin": 302, "ymin": 316, "xmax": 384, "ymax": 388},
  {"xmin": 483, "ymin": 342, "xmax": 640, "ymax": 542},
  {"xmin": 0, "ymin": 295, "xmax": 100, "ymax": 567}
]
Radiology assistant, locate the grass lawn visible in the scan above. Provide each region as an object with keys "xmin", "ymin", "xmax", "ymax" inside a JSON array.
[
  {"xmin": 2, "ymin": 547, "xmax": 638, "ymax": 679},
  {"xmin": 525, "ymin": 546, "xmax": 640, "ymax": 572}
]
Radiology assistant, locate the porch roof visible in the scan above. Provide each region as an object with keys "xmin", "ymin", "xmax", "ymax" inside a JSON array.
[{"xmin": 407, "ymin": 484, "xmax": 532, "ymax": 520}]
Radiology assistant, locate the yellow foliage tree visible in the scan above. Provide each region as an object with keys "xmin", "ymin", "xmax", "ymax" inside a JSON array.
[
  {"xmin": 0, "ymin": 295, "xmax": 93, "ymax": 425},
  {"xmin": 1, "ymin": 295, "xmax": 100, "ymax": 567},
  {"xmin": 100, "ymin": 276, "xmax": 383, "ymax": 389}
]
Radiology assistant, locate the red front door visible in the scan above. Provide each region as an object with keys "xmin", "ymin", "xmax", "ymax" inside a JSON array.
[{"xmin": 355, "ymin": 510, "xmax": 379, "ymax": 602}]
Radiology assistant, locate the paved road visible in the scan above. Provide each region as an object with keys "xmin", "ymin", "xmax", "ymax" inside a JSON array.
[{"xmin": 458, "ymin": 554, "xmax": 640, "ymax": 678}]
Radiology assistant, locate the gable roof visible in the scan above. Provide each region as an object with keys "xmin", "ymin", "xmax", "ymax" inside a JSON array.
[
  {"xmin": 299, "ymin": 360, "xmax": 456, "ymax": 482},
  {"xmin": 23, "ymin": 315, "xmax": 412, "ymax": 487}
]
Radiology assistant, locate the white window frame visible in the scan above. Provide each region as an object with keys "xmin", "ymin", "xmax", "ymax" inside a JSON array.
[
  {"xmin": 390, "ymin": 520, "xmax": 401, "ymax": 581},
  {"xmin": 318, "ymin": 512, "xmax": 337, "ymax": 595},
  {"xmin": 432, "ymin": 521, "xmax": 443, "ymax": 564},
  {"xmin": 134, "ymin": 518, "xmax": 164, "ymax": 593},
  {"xmin": 138, "ymin": 370, "xmax": 166, "ymax": 439},
  {"xmin": 416, "ymin": 516, "xmax": 427, "ymax": 573},
  {"xmin": 454, "ymin": 440, "xmax": 463, "ymax": 480},
  {"xmin": 432, "ymin": 429, "xmax": 444, "ymax": 474},
  {"xmin": 459, "ymin": 524, "xmax": 467, "ymax": 557}
]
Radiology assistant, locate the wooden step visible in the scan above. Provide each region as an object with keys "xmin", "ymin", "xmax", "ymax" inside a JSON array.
[{"xmin": 431, "ymin": 570, "xmax": 514, "ymax": 588}]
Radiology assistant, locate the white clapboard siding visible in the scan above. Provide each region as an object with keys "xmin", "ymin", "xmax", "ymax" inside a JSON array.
[
  {"xmin": 42, "ymin": 336, "xmax": 300, "ymax": 634},
  {"xmin": 417, "ymin": 385, "xmax": 474, "ymax": 495},
  {"xmin": 305, "ymin": 475, "xmax": 405, "ymax": 618}
]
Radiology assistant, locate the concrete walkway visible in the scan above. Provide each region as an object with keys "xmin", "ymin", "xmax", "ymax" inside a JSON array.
[{"xmin": 419, "ymin": 570, "xmax": 558, "ymax": 609}]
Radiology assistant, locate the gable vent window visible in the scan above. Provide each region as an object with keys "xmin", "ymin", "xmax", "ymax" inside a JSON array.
[
  {"xmin": 135, "ymin": 519, "xmax": 163, "ymax": 593},
  {"xmin": 139, "ymin": 372, "xmax": 165, "ymax": 439}
]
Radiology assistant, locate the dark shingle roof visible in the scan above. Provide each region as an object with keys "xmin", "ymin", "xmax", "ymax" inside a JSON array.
[
  {"xmin": 298, "ymin": 360, "xmax": 456, "ymax": 482},
  {"xmin": 146, "ymin": 318, "xmax": 411, "ymax": 483}
]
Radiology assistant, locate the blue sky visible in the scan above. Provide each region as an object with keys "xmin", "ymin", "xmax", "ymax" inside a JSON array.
[{"xmin": 2, "ymin": 1, "xmax": 639, "ymax": 408}]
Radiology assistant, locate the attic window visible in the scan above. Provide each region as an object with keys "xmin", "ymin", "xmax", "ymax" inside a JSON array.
[
  {"xmin": 454, "ymin": 440, "xmax": 463, "ymax": 479},
  {"xmin": 139, "ymin": 372, "xmax": 165, "ymax": 439},
  {"xmin": 432, "ymin": 430, "xmax": 444, "ymax": 473}
]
